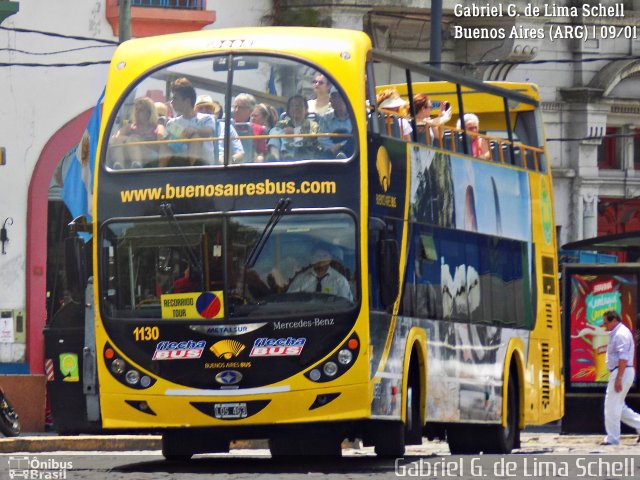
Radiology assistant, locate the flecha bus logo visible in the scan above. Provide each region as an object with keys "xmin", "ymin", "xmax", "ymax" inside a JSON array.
[
  {"xmin": 152, "ymin": 340, "xmax": 206, "ymax": 360},
  {"xmin": 249, "ymin": 337, "xmax": 306, "ymax": 357}
]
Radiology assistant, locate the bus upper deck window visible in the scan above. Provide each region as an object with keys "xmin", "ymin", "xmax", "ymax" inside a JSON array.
[{"xmin": 105, "ymin": 55, "xmax": 356, "ymax": 169}]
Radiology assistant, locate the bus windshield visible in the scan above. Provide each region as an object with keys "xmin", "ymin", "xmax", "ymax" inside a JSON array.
[
  {"xmin": 105, "ymin": 54, "xmax": 356, "ymax": 169},
  {"xmin": 100, "ymin": 212, "xmax": 357, "ymax": 320}
]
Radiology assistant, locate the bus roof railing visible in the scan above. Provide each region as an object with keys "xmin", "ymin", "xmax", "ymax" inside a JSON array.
[{"xmin": 371, "ymin": 49, "xmax": 539, "ymax": 107}]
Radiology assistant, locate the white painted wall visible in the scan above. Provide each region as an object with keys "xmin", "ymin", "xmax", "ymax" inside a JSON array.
[
  {"xmin": 0, "ymin": 2, "xmax": 113, "ymax": 361},
  {"xmin": 205, "ymin": 0, "xmax": 271, "ymax": 29},
  {"xmin": 0, "ymin": 0, "xmax": 268, "ymax": 362}
]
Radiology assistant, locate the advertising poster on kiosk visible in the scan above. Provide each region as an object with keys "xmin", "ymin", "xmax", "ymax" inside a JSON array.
[{"xmin": 568, "ymin": 271, "xmax": 638, "ymax": 387}]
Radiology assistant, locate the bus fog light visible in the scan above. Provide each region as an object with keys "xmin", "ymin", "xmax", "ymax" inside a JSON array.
[
  {"xmin": 125, "ymin": 369, "xmax": 140, "ymax": 385},
  {"xmin": 323, "ymin": 361, "xmax": 338, "ymax": 377},
  {"xmin": 110, "ymin": 358, "xmax": 125, "ymax": 375},
  {"xmin": 338, "ymin": 349, "xmax": 352, "ymax": 365},
  {"xmin": 309, "ymin": 369, "xmax": 321, "ymax": 381}
]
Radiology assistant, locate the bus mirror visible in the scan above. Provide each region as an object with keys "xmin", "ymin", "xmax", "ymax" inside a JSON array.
[
  {"xmin": 65, "ymin": 235, "xmax": 88, "ymax": 299},
  {"xmin": 379, "ymin": 239, "xmax": 399, "ymax": 308},
  {"xmin": 68, "ymin": 215, "xmax": 91, "ymax": 235}
]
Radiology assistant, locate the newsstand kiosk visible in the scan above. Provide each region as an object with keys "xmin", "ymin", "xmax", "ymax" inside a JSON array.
[{"xmin": 561, "ymin": 263, "xmax": 640, "ymax": 433}]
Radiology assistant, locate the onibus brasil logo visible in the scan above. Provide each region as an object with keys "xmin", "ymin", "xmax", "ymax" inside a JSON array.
[{"xmin": 8, "ymin": 456, "xmax": 73, "ymax": 479}]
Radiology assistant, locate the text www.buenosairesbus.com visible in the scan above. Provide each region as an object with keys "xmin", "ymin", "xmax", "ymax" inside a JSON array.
[{"xmin": 119, "ymin": 180, "xmax": 337, "ymax": 203}]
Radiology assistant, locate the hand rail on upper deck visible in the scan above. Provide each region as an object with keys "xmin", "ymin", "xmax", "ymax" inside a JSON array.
[{"xmin": 371, "ymin": 49, "xmax": 539, "ymax": 107}]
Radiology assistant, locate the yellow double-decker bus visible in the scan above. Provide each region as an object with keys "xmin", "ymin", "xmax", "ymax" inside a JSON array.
[{"xmin": 65, "ymin": 27, "xmax": 562, "ymax": 458}]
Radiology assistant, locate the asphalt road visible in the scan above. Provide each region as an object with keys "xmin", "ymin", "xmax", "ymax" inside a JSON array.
[{"xmin": 0, "ymin": 432, "xmax": 639, "ymax": 479}]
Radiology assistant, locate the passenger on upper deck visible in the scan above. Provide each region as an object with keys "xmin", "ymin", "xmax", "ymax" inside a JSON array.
[
  {"xmin": 161, "ymin": 78, "xmax": 218, "ymax": 166},
  {"xmin": 110, "ymin": 96, "xmax": 167, "ymax": 169},
  {"xmin": 376, "ymin": 89, "xmax": 412, "ymax": 141},
  {"xmin": 307, "ymin": 74, "xmax": 332, "ymax": 117},
  {"xmin": 164, "ymin": 87, "xmax": 243, "ymax": 165},
  {"xmin": 195, "ymin": 95, "xmax": 222, "ymax": 119},
  {"xmin": 232, "ymin": 93, "xmax": 268, "ymax": 162},
  {"xmin": 413, "ymin": 94, "xmax": 452, "ymax": 146},
  {"xmin": 155, "ymin": 101, "xmax": 169, "ymax": 127},
  {"xmin": 457, "ymin": 113, "xmax": 491, "ymax": 161},
  {"xmin": 268, "ymin": 95, "xmax": 320, "ymax": 161},
  {"xmin": 318, "ymin": 87, "xmax": 353, "ymax": 158},
  {"xmin": 250, "ymin": 103, "xmax": 278, "ymax": 131}
]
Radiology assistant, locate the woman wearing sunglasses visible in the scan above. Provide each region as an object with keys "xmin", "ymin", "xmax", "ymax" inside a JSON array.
[{"xmin": 308, "ymin": 74, "xmax": 332, "ymax": 117}]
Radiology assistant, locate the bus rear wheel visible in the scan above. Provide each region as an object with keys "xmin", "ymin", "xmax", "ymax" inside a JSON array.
[
  {"xmin": 447, "ymin": 374, "xmax": 519, "ymax": 454},
  {"xmin": 446, "ymin": 425, "xmax": 479, "ymax": 454},
  {"xmin": 485, "ymin": 373, "xmax": 519, "ymax": 454},
  {"xmin": 404, "ymin": 365, "xmax": 422, "ymax": 445}
]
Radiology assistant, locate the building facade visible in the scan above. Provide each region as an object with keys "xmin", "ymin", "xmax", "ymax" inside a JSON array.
[
  {"xmin": 277, "ymin": 0, "xmax": 640, "ymax": 245},
  {"xmin": 312, "ymin": 0, "xmax": 640, "ymax": 247},
  {"xmin": 1, "ymin": 0, "xmax": 639, "ymax": 429},
  {"xmin": 0, "ymin": 0, "xmax": 269, "ymax": 430}
]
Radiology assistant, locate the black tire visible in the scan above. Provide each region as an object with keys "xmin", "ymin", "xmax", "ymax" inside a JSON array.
[
  {"xmin": 270, "ymin": 433, "xmax": 341, "ymax": 458},
  {"xmin": 485, "ymin": 373, "xmax": 519, "ymax": 454},
  {"xmin": 404, "ymin": 366, "xmax": 422, "ymax": 445},
  {"xmin": 161, "ymin": 433, "xmax": 193, "ymax": 461},
  {"xmin": 0, "ymin": 392, "xmax": 20, "ymax": 437},
  {"xmin": 447, "ymin": 425, "xmax": 478, "ymax": 454},
  {"xmin": 374, "ymin": 422, "xmax": 405, "ymax": 458}
]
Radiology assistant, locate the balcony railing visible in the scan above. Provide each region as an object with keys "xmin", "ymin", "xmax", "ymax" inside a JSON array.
[
  {"xmin": 107, "ymin": 0, "xmax": 215, "ymax": 37},
  {"xmin": 128, "ymin": 1, "xmax": 206, "ymax": 9}
]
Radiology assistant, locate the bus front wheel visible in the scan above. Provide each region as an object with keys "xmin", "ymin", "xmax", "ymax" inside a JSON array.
[
  {"xmin": 162, "ymin": 440, "xmax": 193, "ymax": 461},
  {"xmin": 269, "ymin": 433, "xmax": 342, "ymax": 458},
  {"xmin": 374, "ymin": 421, "xmax": 405, "ymax": 457}
]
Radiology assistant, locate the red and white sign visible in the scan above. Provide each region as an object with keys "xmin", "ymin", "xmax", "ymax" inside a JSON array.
[{"xmin": 250, "ymin": 345, "xmax": 304, "ymax": 357}]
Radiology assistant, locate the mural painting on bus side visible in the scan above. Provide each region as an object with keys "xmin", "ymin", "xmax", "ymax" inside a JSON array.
[{"xmin": 410, "ymin": 146, "xmax": 533, "ymax": 421}]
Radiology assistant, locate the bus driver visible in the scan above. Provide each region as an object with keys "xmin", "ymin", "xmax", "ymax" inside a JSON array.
[{"xmin": 287, "ymin": 245, "xmax": 353, "ymax": 301}]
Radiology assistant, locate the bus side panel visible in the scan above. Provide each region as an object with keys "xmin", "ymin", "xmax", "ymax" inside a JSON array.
[
  {"xmin": 367, "ymin": 134, "xmax": 411, "ymax": 419},
  {"xmin": 528, "ymin": 172, "xmax": 564, "ymax": 425},
  {"xmin": 402, "ymin": 145, "xmax": 537, "ymax": 424},
  {"xmin": 367, "ymin": 314, "xmax": 531, "ymax": 424}
]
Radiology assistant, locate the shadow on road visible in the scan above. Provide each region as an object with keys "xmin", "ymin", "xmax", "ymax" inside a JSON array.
[{"xmin": 113, "ymin": 454, "xmax": 441, "ymax": 475}]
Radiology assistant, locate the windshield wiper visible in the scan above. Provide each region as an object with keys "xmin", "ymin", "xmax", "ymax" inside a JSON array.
[
  {"xmin": 245, "ymin": 197, "xmax": 291, "ymax": 269},
  {"xmin": 160, "ymin": 202, "xmax": 204, "ymax": 280}
]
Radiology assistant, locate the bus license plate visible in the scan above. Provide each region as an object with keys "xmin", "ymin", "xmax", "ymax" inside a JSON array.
[{"xmin": 214, "ymin": 402, "xmax": 248, "ymax": 419}]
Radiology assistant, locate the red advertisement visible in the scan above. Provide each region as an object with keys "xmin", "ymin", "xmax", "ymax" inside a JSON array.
[{"xmin": 568, "ymin": 273, "xmax": 637, "ymax": 386}]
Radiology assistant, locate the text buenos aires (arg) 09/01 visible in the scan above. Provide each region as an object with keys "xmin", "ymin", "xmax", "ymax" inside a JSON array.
[{"xmin": 452, "ymin": 3, "xmax": 637, "ymax": 42}]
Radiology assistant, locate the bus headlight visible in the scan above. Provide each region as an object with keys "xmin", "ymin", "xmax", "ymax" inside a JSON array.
[
  {"xmin": 337, "ymin": 349, "xmax": 352, "ymax": 365},
  {"xmin": 110, "ymin": 358, "xmax": 125, "ymax": 375},
  {"xmin": 323, "ymin": 361, "xmax": 338, "ymax": 377},
  {"xmin": 103, "ymin": 342, "xmax": 157, "ymax": 389},
  {"xmin": 304, "ymin": 333, "xmax": 360, "ymax": 383},
  {"xmin": 125, "ymin": 369, "xmax": 140, "ymax": 385}
]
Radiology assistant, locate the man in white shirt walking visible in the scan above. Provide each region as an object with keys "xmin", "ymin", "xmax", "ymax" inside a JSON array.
[{"xmin": 601, "ymin": 310, "xmax": 640, "ymax": 445}]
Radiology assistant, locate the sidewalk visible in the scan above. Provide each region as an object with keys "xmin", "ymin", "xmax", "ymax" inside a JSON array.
[
  {"xmin": 0, "ymin": 433, "xmax": 161, "ymax": 453},
  {"xmin": 0, "ymin": 431, "xmax": 637, "ymax": 454}
]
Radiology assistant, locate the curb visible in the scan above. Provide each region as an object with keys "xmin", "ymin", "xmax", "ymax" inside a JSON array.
[{"xmin": 0, "ymin": 435, "xmax": 162, "ymax": 453}]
